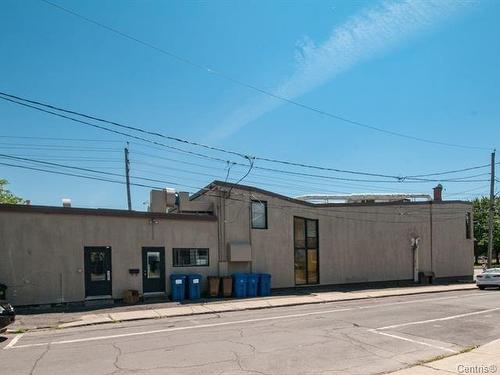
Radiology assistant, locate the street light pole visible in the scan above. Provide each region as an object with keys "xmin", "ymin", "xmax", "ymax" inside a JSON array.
[
  {"xmin": 487, "ymin": 150, "xmax": 495, "ymax": 268},
  {"xmin": 124, "ymin": 144, "xmax": 132, "ymax": 211}
]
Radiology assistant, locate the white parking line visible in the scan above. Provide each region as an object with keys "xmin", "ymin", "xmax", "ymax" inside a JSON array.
[
  {"xmin": 367, "ymin": 329, "xmax": 458, "ymax": 353},
  {"xmin": 376, "ymin": 307, "xmax": 500, "ymax": 330},
  {"xmin": 3, "ymin": 334, "xmax": 24, "ymax": 350},
  {"xmin": 11, "ymin": 308, "xmax": 354, "ymax": 349},
  {"xmin": 5, "ymin": 291, "xmax": 491, "ymax": 350},
  {"xmin": 365, "ymin": 305, "xmax": 500, "ymax": 354}
]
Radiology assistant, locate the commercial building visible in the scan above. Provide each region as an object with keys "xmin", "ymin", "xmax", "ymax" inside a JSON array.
[{"xmin": 0, "ymin": 182, "xmax": 473, "ymax": 306}]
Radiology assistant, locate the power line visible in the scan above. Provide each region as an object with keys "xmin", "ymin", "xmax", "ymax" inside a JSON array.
[
  {"xmin": 0, "ymin": 91, "xmax": 247, "ymax": 159},
  {"xmin": 0, "ymin": 94, "xmax": 234, "ymax": 164},
  {"xmin": 0, "ymin": 153, "xmax": 203, "ymax": 191},
  {"xmin": 0, "ymin": 92, "xmax": 492, "ymax": 182},
  {"xmin": 0, "ymin": 135, "xmax": 124, "ymax": 143},
  {"xmin": 0, "ymin": 159, "xmax": 468, "ymax": 223},
  {"xmin": 405, "ymin": 164, "xmax": 490, "ymax": 178},
  {"xmin": 0, "ymin": 161, "xmax": 161, "ymax": 190},
  {"xmin": 39, "ymin": 0, "xmax": 492, "ymax": 152},
  {"xmin": 0, "ymin": 91, "xmax": 400, "ymax": 179}
]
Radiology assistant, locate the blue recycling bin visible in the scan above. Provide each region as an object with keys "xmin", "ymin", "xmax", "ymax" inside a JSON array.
[
  {"xmin": 232, "ymin": 273, "xmax": 248, "ymax": 298},
  {"xmin": 246, "ymin": 273, "xmax": 258, "ymax": 297},
  {"xmin": 170, "ymin": 274, "xmax": 186, "ymax": 301},
  {"xmin": 187, "ymin": 274, "xmax": 202, "ymax": 300},
  {"xmin": 258, "ymin": 273, "xmax": 271, "ymax": 296}
]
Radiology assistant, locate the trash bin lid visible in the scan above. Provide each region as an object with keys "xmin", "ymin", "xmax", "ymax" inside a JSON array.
[{"xmin": 170, "ymin": 274, "xmax": 187, "ymax": 279}]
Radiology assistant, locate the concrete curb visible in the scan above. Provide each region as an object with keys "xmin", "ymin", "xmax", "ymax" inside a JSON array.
[
  {"xmin": 6, "ymin": 283, "xmax": 477, "ymax": 333},
  {"xmin": 46, "ymin": 283, "xmax": 477, "ymax": 331},
  {"xmin": 388, "ymin": 338, "xmax": 500, "ymax": 374}
]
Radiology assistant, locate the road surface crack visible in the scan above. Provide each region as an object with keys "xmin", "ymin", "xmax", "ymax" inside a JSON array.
[{"xmin": 29, "ymin": 344, "xmax": 50, "ymax": 375}]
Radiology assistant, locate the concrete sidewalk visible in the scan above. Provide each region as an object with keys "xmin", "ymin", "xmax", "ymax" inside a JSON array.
[
  {"xmin": 390, "ymin": 338, "xmax": 500, "ymax": 374},
  {"xmin": 9, "ymin": 283, "xmax": 476, "ymax": 332}
]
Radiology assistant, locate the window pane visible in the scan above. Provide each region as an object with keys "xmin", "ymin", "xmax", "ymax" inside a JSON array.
[
  {"xmin": 147, "ymin": 252, "xmax": 161, "ymax": 279},
  {"xmin": 90, "ymin": 251, "xmax": 106, "ymax": 281},
  {"xmin": 306, "ymin": 220, "xmax": 317, "ymax": 238},
  {"xmin": 295, "ymin": 248, "xmax": 307, "ymax": 285},
  {"xmin": 173, "ymin": 248, "xmax": 209, "ymax": 267},
  {"xmin": 251, "ymin": 201, "xmax": 267, "ymax": 229},
  {"xmin": 294, "ymin": 217, "xmax": 305, "ymax": 248},
  {"xmin": 307, "ymin": 249, "xmax": 318, "ymax": 284},
  {"xmin": 196, "ymin": 249, "xmax": 209, "ymax": 265}
]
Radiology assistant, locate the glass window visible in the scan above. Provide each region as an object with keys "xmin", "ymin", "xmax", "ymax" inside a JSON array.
[
  {"xmin": 173, "ymin": 248, "xmax": 209, "ymax": 267},
  {"xmin": 307, "ymin": 249, "xmax": 318, "ymax": 284},
  {"xmin": 147, "ymin": 252, "xmax": 161, "ymax": 279},
  {"xmin": 294, "ymin": 217, "xmax": 319, "ymax": 285},
  {"xmin": 294, "ymin": 217, "xmax": 306, "ymax": 248},
  {"xmin": 251, "ymin": 201, "xmax": 267, "ymax": 229},
  {"xmin": 90, "ymin": 251, "xmax": 106, "ymax": 281},
  {"xmin": 294, "ymin": 249, "xmax": 307, "ymax": 285},
  {"xmin": 306, "ymin": 220, "xmax": 318, "ymax": 248}
]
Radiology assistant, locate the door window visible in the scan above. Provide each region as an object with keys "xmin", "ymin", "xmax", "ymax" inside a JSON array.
[
  {"xmin": 147, "ymin": 252, "xmax": 161, "ymax": 279},
  {"xmin": 90, "ymin": 251, "xmax": 106, "ymax": 281}
]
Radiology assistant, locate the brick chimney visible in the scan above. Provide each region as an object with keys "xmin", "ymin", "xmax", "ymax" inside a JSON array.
[{"xmin": 433, "ymin": 184, "xmax": 443, "ymax": 202}]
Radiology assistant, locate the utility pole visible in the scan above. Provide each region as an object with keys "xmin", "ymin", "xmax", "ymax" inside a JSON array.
[
  {"xmin": 124, "ymin": 144, "xmax": 132, "ymax": 211},
  {"xmin": 487, "ymin": 150, "xmax": 496, "ymax": 268}
]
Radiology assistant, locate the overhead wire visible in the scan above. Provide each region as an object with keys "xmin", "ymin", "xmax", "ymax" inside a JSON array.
[
  {"xmin": 0, "ymin": 92, "xmax": 492, "ymax": 183},
  {"xmin": 38, "ymin": 0, "xmax": 491, "ymax": 152},
  {"xmin": 0, "ymin": 160, "xmax": 468, "ymax": 223}
]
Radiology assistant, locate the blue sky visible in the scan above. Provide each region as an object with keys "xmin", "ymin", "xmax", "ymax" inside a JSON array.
[{"xmin": 1, "ymin": 0, "xmax": 499, "ymax": 209}]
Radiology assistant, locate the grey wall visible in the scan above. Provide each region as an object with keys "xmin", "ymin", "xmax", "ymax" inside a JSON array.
[
  {"xmin": 0, "ymin": 211, "xmax": 218, "ymax": 306},
  {"xmin": 202, "ymin": 187, "xmax": 473, "ymax": 289}
]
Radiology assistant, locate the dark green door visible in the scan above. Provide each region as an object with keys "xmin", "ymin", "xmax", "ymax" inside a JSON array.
[
  {"xmin": 84, "ymin": 247, "xmax": 112, "ymax": 297},
  {"xmin": 142, "ymin": 247, "xmax": 165, "ymax": 293}
]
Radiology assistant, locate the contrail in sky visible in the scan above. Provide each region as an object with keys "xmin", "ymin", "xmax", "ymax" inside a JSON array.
[{"xmin": 209, "ymin": 0, "xmax": 476, "ymax": 141}]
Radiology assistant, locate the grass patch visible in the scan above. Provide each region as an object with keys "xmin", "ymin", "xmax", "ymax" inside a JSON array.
[
  {"xmin": 12, "ymin": 328, "xmax": 28, "ymax": 334},
  {"xmin": 415, "ymin": 345, "xmax": 478, "ymax": 366}
]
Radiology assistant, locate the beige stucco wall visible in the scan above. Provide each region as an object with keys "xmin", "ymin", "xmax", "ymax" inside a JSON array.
[
  {"xmin": 0, "ymin": 211, "xmax": 218, "ymax": 306},
  {"xmin": 0, "ymin": 188, "xmax": 473, "ymax": 305},
  {"xmin": 204, "ymin": 187, "xmax": 473, "ymax": 289}
]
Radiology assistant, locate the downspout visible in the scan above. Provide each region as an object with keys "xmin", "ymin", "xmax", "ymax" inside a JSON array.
[
  {"xmin": 217, "ymin": 192, "xmax": 221, "ymax": 277},
  {"xmin": 222, "ymin": 190, "xmax": 227, "ymax": 272},
  {"xmin": 429, "ymin": 201, "xmax": 434, "ymax": 274},
  {"xmin": 248, "ymin": 195, "xmax": 253, "ymax": 273}
]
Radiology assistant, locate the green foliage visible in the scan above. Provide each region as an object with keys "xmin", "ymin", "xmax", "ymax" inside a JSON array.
[
  {"xmin": 0, "ymin": 179, "xmax": 25, "ymax": 204},
  {"xmin": 472, "ymin": 196, "xmax": 500, "ymax": 262}
]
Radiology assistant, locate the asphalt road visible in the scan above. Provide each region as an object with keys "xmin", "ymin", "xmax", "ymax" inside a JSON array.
[{"xmin": 1, "ymin": 289, "xmax": 500, "ymax": 375}]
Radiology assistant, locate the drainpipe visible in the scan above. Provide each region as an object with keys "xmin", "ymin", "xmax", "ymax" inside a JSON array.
[
  {"xmin": 429, "ymin": 201, "xmax": 434, "ymax": 275},
  {"xmin": 248, "ymin": 195, "xmax": 253, "ymax": 273}
]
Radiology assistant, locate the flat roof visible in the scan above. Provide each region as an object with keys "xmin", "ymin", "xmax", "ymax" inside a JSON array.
[
  {"xmin": 192, "ymin": 180, "xmax": 471, "ymax": 208},
  {"xmin": 0, "ymin": 204, "xmax": 217, "ymax": 221}
]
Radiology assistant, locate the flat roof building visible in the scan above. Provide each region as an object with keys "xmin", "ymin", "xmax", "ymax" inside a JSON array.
[{"xmin": 0, "ymin": 181, "xmax": 473, "ymax": 306}]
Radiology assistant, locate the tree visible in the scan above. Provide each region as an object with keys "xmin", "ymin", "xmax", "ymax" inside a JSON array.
[
  {"xmin": 472, "ymin": 196, "xmax": 500, "ymax": 264},
  {"xmin": 0, "ymin": 179, "xmax": 25, "ymax": 204}
]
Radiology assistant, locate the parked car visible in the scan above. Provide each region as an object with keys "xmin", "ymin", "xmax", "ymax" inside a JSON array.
[
  {"xmin": 476, "ymin": 268, "xmax": 500, "ymax": 290},
  {"xmin": 0, "ymin": 302, "xmax": 15, "ymax": 333}
]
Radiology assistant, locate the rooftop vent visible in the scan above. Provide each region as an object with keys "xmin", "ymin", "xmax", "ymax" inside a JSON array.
[{"xmin": 62, "ymin": 198, "xmax": 72, "ymax": 208}]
